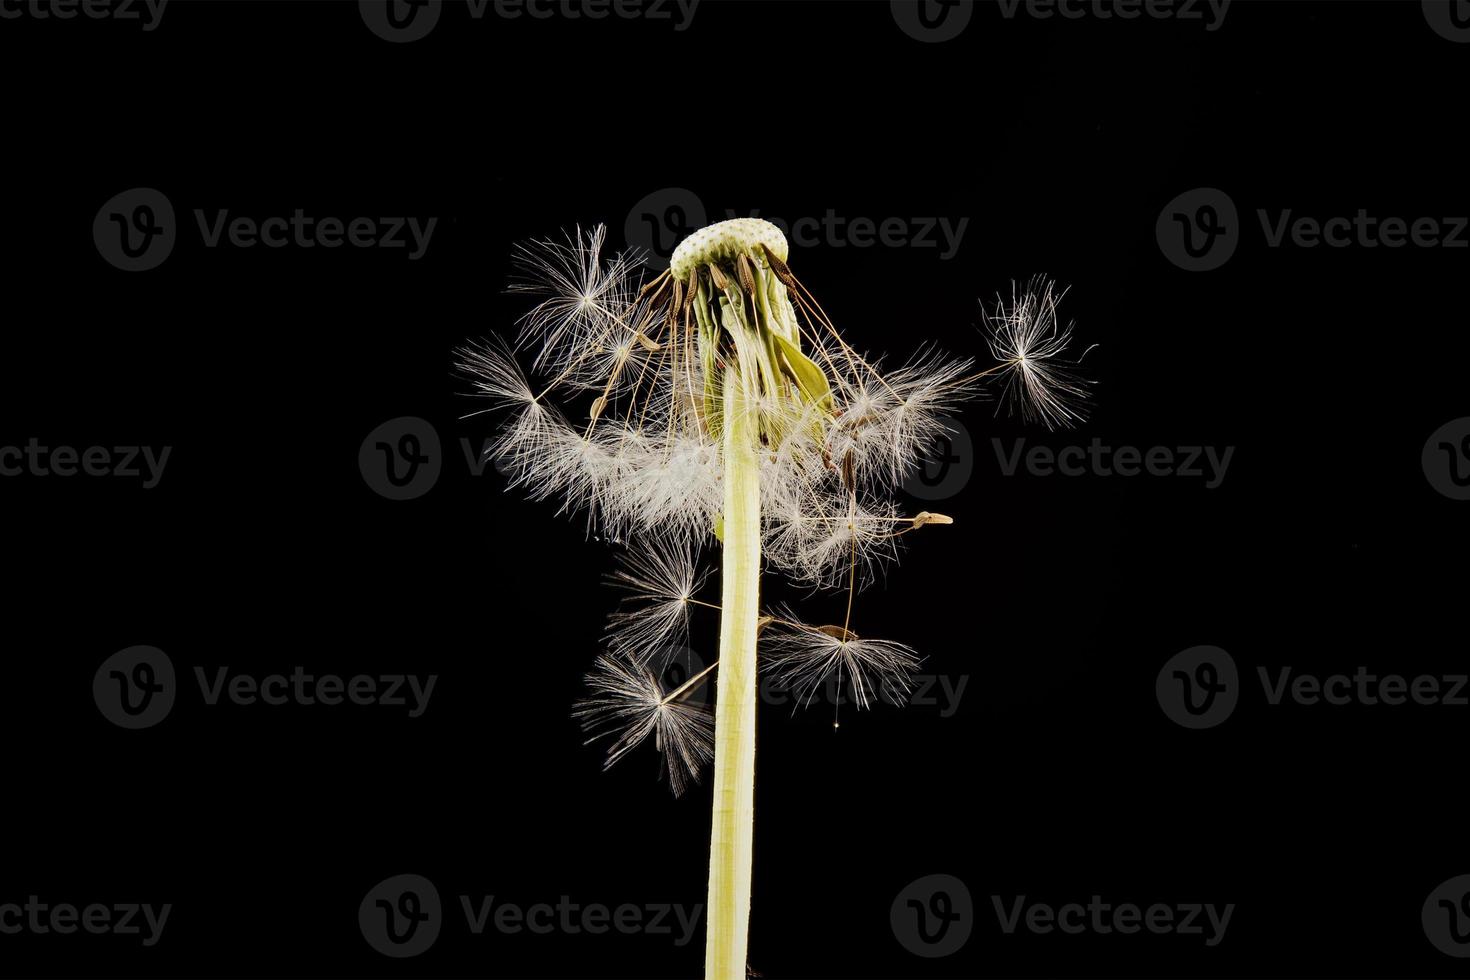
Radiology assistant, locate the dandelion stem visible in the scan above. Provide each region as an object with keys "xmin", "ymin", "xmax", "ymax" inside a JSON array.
[{"xmin": 705, "ymin": 368, "xmax": 761, "ymax": 980}]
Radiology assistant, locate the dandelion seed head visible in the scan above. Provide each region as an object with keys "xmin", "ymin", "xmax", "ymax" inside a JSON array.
[{"xmin": 461, "ymin": 222, "xmax": 1091, "ymax": 771}]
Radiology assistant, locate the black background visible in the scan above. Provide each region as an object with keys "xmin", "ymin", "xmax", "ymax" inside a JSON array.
[{"xmin": 2, "ymin": 1, "xmax": 1467, "ymax": 977}]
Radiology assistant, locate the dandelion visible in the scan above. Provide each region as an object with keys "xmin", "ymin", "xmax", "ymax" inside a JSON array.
[
  {"xmin": 762, "ymin": 608, "xmax": 922, "ymax": 712},
  {"xmin": 458, "ymin": 217, "xmax": 1093, "ymax": 979},
  {"xmin": 604, "ymin": 536, "xmax": 710, "ymax": 661},
  {"xmin": 573, "ymin": 654, "xmax": 714, "ymax": 798},
  {"xmin": 984, "ymin": 276, "xmax": 1096, "ymax": 430}
]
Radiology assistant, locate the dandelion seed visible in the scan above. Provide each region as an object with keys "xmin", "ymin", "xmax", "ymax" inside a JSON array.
[
  {"xmin": 573, "ymin": 655, "xmax": 714, "ymax": 797},
  {"xmin": 762, "ymin": 609, "xmax": 922, "ymax": 711},
  {"xmin": 509, "ymin": 225, "xmax": 642, "ymax": 377},
  {"xmin": 985, "ymin": 276, "xmax": 1095, "ymax": 430},
  {"xmin": 604, "ymin": 537, "xmax": 711, "ymax": 661},
  {"xmin": 881, "ymin": 345, "xmax": 981, "ymax": 479}
]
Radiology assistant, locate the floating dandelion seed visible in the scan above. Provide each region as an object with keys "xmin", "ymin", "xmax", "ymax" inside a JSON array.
[
  {"xmin": 509, "ymin": 225, "xmax": 643, "ymax": 377},
  {"xmin": 763, "ymin": 607, "xmax": 923, "ymax": 711},
  {"xmin": 573, "ymin": 655, "xmax": 714, "ymax": 798},
  {"xmin": 985, "ymin": 276, "xmax": 1096, "ymax": 430},
  {"xmin": 458, "ymin": 218, "xmax": 1093, "ymax": 980},
  {"xmin": 604, "ymin": 536, "xmax": 711, "ymax": 661}
]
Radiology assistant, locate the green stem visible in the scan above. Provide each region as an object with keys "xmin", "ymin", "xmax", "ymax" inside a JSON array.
[{"xmin": 705, "ymin": 367, "xmax": 761, "ymax": 980}]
